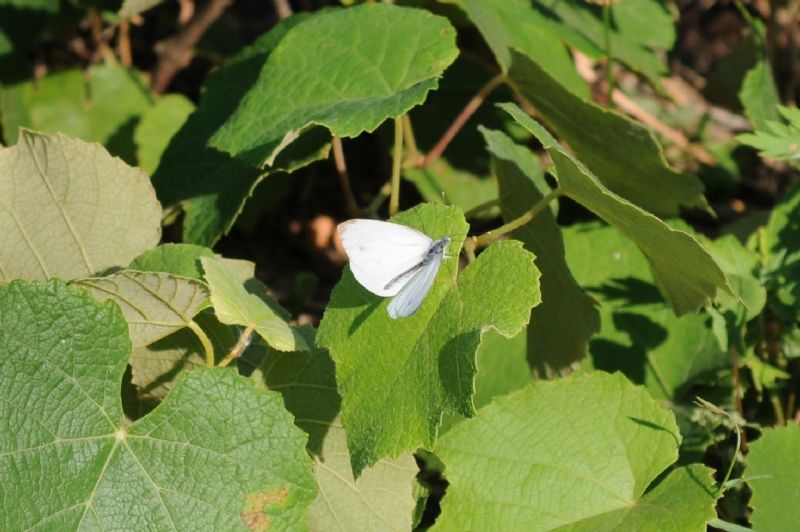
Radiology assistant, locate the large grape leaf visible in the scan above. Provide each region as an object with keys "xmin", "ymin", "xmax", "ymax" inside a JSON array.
[
  {"xmin": 0, "ymin": 64, "xmax": 153, "ymax": 163},
  {"xmin": 209, "ymin": 4, "xmax": 459, "ymax": 167},
  {"xmin": 151, "ymin": 13, "xmax": 330, "ymax": 245},
  {"xmin": 507, "ymin": 51, "xmax": 707, "ymax": 217},
  {"xmin": 483, "ymin": 126, "xmax": 599, "ymax": 375},
  {"xmin": 0, "ymin": 131, "xmax": 162, "ymax": 282},
  {"xmin": 458, "ymin": 0, "xmax": 588, "ymax": 97},
  {"xmin": 500, "ymin": 103, "xmax": 733, "ymax": 315},
  {"xmin": 746, "ymin": 425, "xmax": 800, "ymax": 531},
  {"xmin": 244, "ymin": 328, "xmax": 420, "ymax": 531},
  {"xmin": 434, "ymin": 371, "xmax": 718, "ymax": 530},
  {"xmin": 201, "ymin": 257, "xmax": 309, "ymax": 352},
  {"xmin": 0, "ymin": 279, "xmax": 316, "ymax": 530},
  {"xmin": 73, "ymin": 270, "xmax": 209, "ymax": 347},
  {"xmin": 564, "ymin": 222, "xmax": 729, "ymax": 401},
  {"xmin": 317, "ymin": 203, "xmax": 541, "ymax": 475}
]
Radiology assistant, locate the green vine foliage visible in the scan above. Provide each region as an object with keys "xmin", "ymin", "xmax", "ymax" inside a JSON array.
[{"xmin": 1, "ymin": 1, "xmax": 798, "ymax": 530}]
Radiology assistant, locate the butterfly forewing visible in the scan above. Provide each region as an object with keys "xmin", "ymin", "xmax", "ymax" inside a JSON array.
[{"xmin": 338, "ymin": 219, "xmax": 433, "ymax": 297}]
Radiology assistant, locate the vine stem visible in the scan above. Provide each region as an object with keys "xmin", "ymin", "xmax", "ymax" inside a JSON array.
[
  {"xmin": 186, "ymin": 320, "xmax": 215, "ymax": 368},
  {"xmin": 389, "ymin": 118, "xmax": 404, "ymax": 216},
  {"xmin": 694, "ymin": 397, "xmax": 743, "ymax": 494},
  {"xmin": 218, "ymin": 326, "xmax": 254, "ymax": 368},
  {"xmin": 402, "ymin": 114, "xmax": 421, "ymax": 166},
  {"xmin": 332, "ymin": 137, "xmax": 361, "ymax": 217},
  {"xmin": 367, "ymin": 181, "xmax": 392, "ymax": 217},
  {"xmin": 603, "ymin": 3, "xmax": 615, "ymax": 106},
  {"xmin": 418, "ymin": 73, "xmax": 505, "ymax": 168},
  {"xmin": 463, "ymin": 187, "xmax": 562, "ymax": 257}
]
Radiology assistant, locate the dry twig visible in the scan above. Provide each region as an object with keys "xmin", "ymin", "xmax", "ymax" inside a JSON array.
[{"xmin": 151, "ymin": 0, "xmax": 233, "ymax": 93}]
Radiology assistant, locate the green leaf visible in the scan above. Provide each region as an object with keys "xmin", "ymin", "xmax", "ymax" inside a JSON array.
[
  {"xmin": 317, "ymin": 203, "xmax": 540, "ymax": 474},
  {"xmin": 201, "ymin": 257, "xmax": 308, "ymax": 352},
  {"xmin": 0, "ymin": 131, "xmax": 162, "ymax": 282},
  {"xmin": 761, "ymin": 182, "xmax": 800, "ymax": 324},
  {"xmin": 0, "ymin": 64, "xmax": 153, "ymax": 162},
  {"xmin": 458, "ymin": 0, "xmax": 588, "ymax": 97},
  {"xmin": 404, "ymin": 158, "xmax": 498, "ymax": 215},
  {"xmin": 739, "ymin": 57, "xmax": 781, "ymax": 132},
  {"xmin": 0, "ymin": 279, "xmax": 316, "ymax": 530},
  {"xmin": 704, "ymin": 234, "xmax": 766, "ymax": 321},
  {"xmin": 738, "ymin": 104, "xmax": 800, "ymax": 162},
  {"xmin": 134, "ymin": 93, "xmax": 195, "ymax": 175},
  {"xmin": 119, "ymin": 0, "xmax": 164, "ymax": 17},
  {"xmin": 506, "ymin": 51, "xmax": 708, "ymax": 217},
  {"xmin": 564, "ymin": 222, "xmax": 729, "ymax": 401},
  {"xmin": 484, "ymin": 127, "xmax": 599, "ymax": 374},
  {"xmin": 245, "ymin": 328, "xmax": 420, "ymax": 531},
  {"xmin": 209, "ymin": 4, "xmax": 459, "ymax": 167},
  {"xmin": 434, "ymin": 372, "xmax": 718, "ymax": 530},
  {"xmin": 151, "ymin": 13, "xmax": 329, "ymax": 245},
  {"xmin": 472, "ymin": 329, "xmax": 530, "ymax": 409},
  {"xmin": 129, "ymin": 243, "xmax": 217, "ymax": 280},
  {"xmin": 500, "ymin": 103, "xmax": 733, "ymax": 315},
  {"xmin": 73, "ymin": 270, "xmax": 209, "ymax": 347},
  {"xmin": 526, "ymin": 0, "xmax": 675, "ymax": 86},
  {"xmin": 0, "ymin": 0, "xmax": 58, "ymax": 11},
  {"xmin": 746, "ymin": 426, "xmax": 800, "ymax": 531},
  {"xmin": 129, "ymin": 311, "xmax": 232, "ymax": 399}
]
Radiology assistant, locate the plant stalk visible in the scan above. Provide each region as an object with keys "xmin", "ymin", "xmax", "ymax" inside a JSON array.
[
  {"xmin": 218, "ymin": 326, "xmax": 254, "ymax": 368},
  {"xmin": 389, "ymin": 118, "xmax": 404, "ymax": 216},
  {"xmin": 471, "ymin": 187, "xmax": 561, "ymax": 250},
  {"xmin": 332, "ymin": 136, "xmax": 361, "ymax": 217},
  {"xmin": 186, "ymin": 319, "xmax": 215, "ymax": 368},
  {"xmin": 603, "ymin": 4, "xmax": 615, "ymax": 106},
  {"xmin": 418, "ymin": 73, "xmax": 505, "ymax": 168}
]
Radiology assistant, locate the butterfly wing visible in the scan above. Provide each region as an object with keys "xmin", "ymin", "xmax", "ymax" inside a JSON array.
[
  {"xmin": 387, "ymin": 249, "xmax": 443, "ymax": 319},
  {"xmin": 338, "ymin": 219, "xmax": 433, "ymax": 297}
]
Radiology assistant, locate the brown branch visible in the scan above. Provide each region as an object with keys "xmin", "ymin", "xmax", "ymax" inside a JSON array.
[
  {"xmin": 273, "ymin": 0, "xmax": 293, "ymax": 20},
  {"xmin": 117, "ymin": 20, "xmax": 133, "ymax": 67},
  {"xmin": 612, "ymin": 90, "xmax": 718, "ymax": 166},
  {"xmin": 417, "ymin": 73, "xmax": 504, "ymax": 168},
  {"xmin": 331, "ymin": 137, "xmax": 362, "ymax": 218},
  {"xmin": 574, "ymin": 51, "xmax": 717, "ymax": 166},
  {"xmin": 151, "ymin": 0, "xmax": 233, "ymax": 93}
]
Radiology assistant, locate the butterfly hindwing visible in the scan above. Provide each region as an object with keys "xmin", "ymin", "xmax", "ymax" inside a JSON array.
[{"xmin": 387, "ymin": 249, "xmax": 443, "ymax": 319}]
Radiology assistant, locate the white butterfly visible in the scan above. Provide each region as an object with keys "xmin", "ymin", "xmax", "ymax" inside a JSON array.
[{"xmin": 338, "ymin": 219, "xmax": 452, "ymax": 319}]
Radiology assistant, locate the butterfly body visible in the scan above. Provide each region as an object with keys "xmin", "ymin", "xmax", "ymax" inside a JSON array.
[{"xmin": 337, "ymin": 219, "xmax": 451, "ymax": 319}]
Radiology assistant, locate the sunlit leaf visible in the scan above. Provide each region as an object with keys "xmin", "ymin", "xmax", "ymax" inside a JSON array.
[
  {"xmin": 0, "ymin": 279, "xmax": 316, "ymax": 530},
  {"xmin": 317, "ymin": 203, "xmax": 541, "ymax": 475},
  {"xmin": 0, "ymin": 131, "xmax": 161, "ymax": 282}
]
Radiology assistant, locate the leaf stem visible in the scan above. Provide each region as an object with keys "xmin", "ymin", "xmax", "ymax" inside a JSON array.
[
  {"xmin": 186, "ymin": 319, "xmax": 215, "ymax": 368},
  {"xmin": 721, "ymin": 421, "xmax": 742, "ymax": 494},
  {"xmin": 389, "ymin": 118, "xmax": 404, "ymax": 216},
  {"xmin": 603, "ymin": 4, "xmax": 615, "ymax": 106},
  {"xmin": 465, "ymin": 187, "xmax": 561, "ymax": 256},
  {"xmin": 218, "ymin": 326, "xmax": 254, "ymax": 368},
  {"xmin": 367, "ymin": 181, "xmax": 392, "ymax": 217},
  {"xmin": 332, "ymin": 136, "xmax": 361, "ymax": 217},
  {"xmin": 463, "ymin": 199, "xmax": 500, "ymax": 220},
  {"xmin": 418, "ymin": 73, "xmax": 505, "ymax": 168},
  {"xmin": 694, "ymin": 397, "xmax": 743, "ymax": 494},
  {"xmin": 402, "ymin": 114, "xmax": 421, "ymax": 167}
]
